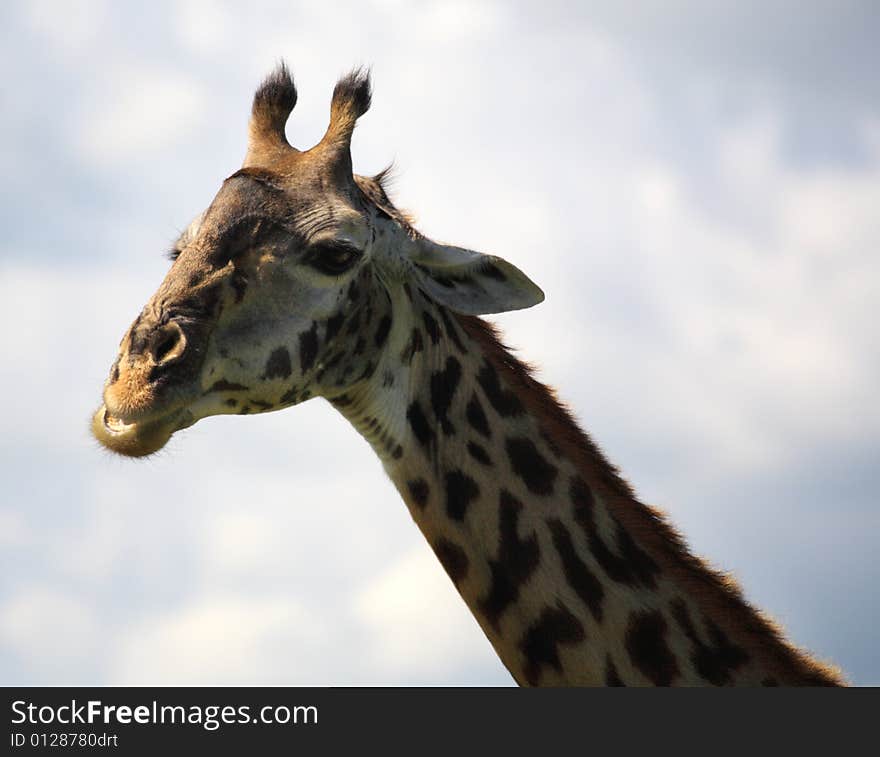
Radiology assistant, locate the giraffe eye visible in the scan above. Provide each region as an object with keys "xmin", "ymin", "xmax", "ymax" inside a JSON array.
[{"xmin": 306, "ymin": 241, "xmax": 362, "ymax": 276}]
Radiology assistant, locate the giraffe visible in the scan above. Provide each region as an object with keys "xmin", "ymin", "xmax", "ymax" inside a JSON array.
[{"xmin": 92, "ymin": 64, "xmax": 844, "ymax": 686}]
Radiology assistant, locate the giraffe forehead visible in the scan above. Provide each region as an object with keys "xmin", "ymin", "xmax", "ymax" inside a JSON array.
[{"xmin": 192, "ymin": 172, "xmax": 365, "ymax": 245}]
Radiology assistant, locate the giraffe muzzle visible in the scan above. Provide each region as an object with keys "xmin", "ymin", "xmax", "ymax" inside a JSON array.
[
  {"xmin": 91, "ymin": 404, "xmax": 179, "ymax": 457},
  {"xmin": 92, "ymin": 318, "xmax": 204, "ymax": 456}
]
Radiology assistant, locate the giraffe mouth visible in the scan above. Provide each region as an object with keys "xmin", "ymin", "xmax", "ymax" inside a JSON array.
[{"xmin": 91, "ymin": 404, "xmax": 194, "ymax": 457}]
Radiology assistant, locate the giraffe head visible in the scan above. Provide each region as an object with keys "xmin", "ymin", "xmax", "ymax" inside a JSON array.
[{"xmin": 92, "ymin": 64, "xmax": 544, "ymax": 457}]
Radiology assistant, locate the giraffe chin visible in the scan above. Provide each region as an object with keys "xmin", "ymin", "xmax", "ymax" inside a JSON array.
[{"xmin": 91, "ymin": 404, "xmax": 189, "ymax": 457}]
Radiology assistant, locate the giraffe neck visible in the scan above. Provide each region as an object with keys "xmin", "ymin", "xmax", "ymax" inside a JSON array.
[{"xmin": 330, "ymin": 293, "xmax": 842, "ymax": 686}]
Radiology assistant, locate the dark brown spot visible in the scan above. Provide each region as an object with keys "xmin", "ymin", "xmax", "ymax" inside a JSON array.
[
  {"xmin": 506, "ymin": 437, "xmax": 558, "ymax": 495},
  {"xmin": 299, "ymin": 322, "xmax": 319, "ymax": 373},
  {"xmin": 479, "ymin": 490, "xmax": 540, "ymax": 628},
  {"xmin": 547, "ymin": 518, "xmax": 604, "ymax": 622},
  {"xmin": 669, "ymin": 599, "xmax": 749, "ymax": 686},
  {"xmin": 466, "ymin": 394, "xmax": 491, "ymax": 438},
  {"xmin": 208, "ymin": 379, "xmax": 249, "ymax": 392},
  {"xmin": 625, "ymin": 610, "xmax": 680, "ymax": 686},
  {"xmin": 478, "ymin": 361, "xmax": 524, "ymax": 417},
  {"xmin": 422, "ymin": 311, "xmax": 440, "ymax": 344},
  {"xmin": 432, "ymin": 538, "xmax": 469, "ymax": 586},
  {"xmin": 520, "ymin": 602, "xmax": 586, "ymax": 686},
  {"xmin": 263, "ymin": 347, "xmax": 292, "ymax": 380},
  {"xmin": 407, "ymin": 479, "xmax": 430, "ymax": 509},
  {"xmin": 430, "ymin": 356, "xmax": 462, "ymax": 435},
  {"xmin": 466, "ymin": 442, "xmax": 492, "ymax": 466},
  {"xmin": 325, "ymin": 312, "xmax": 345, "ymax": 342},
  {"xmin": 406, "ymin": 401, "xmax": 434, "ymax": 450},
  {"xmin": 445, "ymin": 470, "xmax": 479, "ymax": 521},
  {"xmin": 605, "ymin": 656, "xmax": 625, "ymax": 686},
  {"xmin": 375, "ymin": 314, "xmax": 392, "ymax": 347}
]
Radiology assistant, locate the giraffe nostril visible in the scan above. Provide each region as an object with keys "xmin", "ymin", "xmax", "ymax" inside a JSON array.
[
  {"xmin": 155, "ymin": 336, "xmax": 176, "ymax": 362},
  {"xmin": 149, "ymin": 322, "xmax": 187, "ymax": 366}
]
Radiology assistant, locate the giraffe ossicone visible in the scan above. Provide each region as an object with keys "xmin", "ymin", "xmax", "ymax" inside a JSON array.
[{"xmin": 93, "ymin": 64, "xmax": 844, "ymax": 686}]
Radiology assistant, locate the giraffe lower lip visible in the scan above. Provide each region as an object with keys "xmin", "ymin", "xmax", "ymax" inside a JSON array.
[
  {"xmin": 104, "ymin": 411, "xmax": 134, "ymax": 433},
  {"xmin": 91, "ymin": 404, "xmax": 180, "ymax": 457}
]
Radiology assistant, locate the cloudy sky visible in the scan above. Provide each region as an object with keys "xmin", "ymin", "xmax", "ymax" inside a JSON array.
[{"xmin": 1, "ymin": 0, "xmax": 877, "ymax": 685}]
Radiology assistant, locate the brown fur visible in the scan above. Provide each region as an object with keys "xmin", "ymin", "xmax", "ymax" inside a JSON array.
[
  {"xmin": 104, "ymin": 361, "xmax": 156, "ymax": 418},
  {"xmin": 245, "ymin": 66, "xmax": 370, "ymax": 184}
]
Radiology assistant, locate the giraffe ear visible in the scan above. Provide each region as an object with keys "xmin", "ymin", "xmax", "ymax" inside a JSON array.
[{"xmin": 410, "ymin": 239, "xmax": 545, "ymax": 315}]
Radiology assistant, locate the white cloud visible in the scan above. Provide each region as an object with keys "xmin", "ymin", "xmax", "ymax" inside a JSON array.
[
  {"xmin": 0, "ymin": 509, "xmax": 30, "ymax": 550},
  {"xmin": 414, "ymin": 0, "xmax": 504, "ymax": 43},
  {"xmin": 537, "ymin": 105, "xmax": 880, "ymax": 477},
  {"xmin": 203, "ymin": 511, "xmax": 280, "ymax": 573},
  {"xmin": 0, "ymin": 586, "xmax": 101, "ymax": 682},
  {"xmin": 110, "ymin": 594, "xmax": 328, "ymax": 684},
  {"xmin": 354, "ymin": 547, "xmax": 497, "ymax": 681},
  {"xmin": 863, "ymin": 117, "xmax": 880, "ymax": 157},
  {"xmin": 635, "ymin": 164, "xmax": 683, "ymax": 220},
  {"xmin": 21, "ymin": 0, "xmax": 110, "ymax": 57},
  {"xmin": 76, "ymin": 67, "xmax": 208, "ymax": 167},
  {"xmin": 173, "ymin": 0, "xmax": 234, "ymax": 56},
  {"xmin": 0, "ymin": 261, "xmax": 161, "ymax": 445}
]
